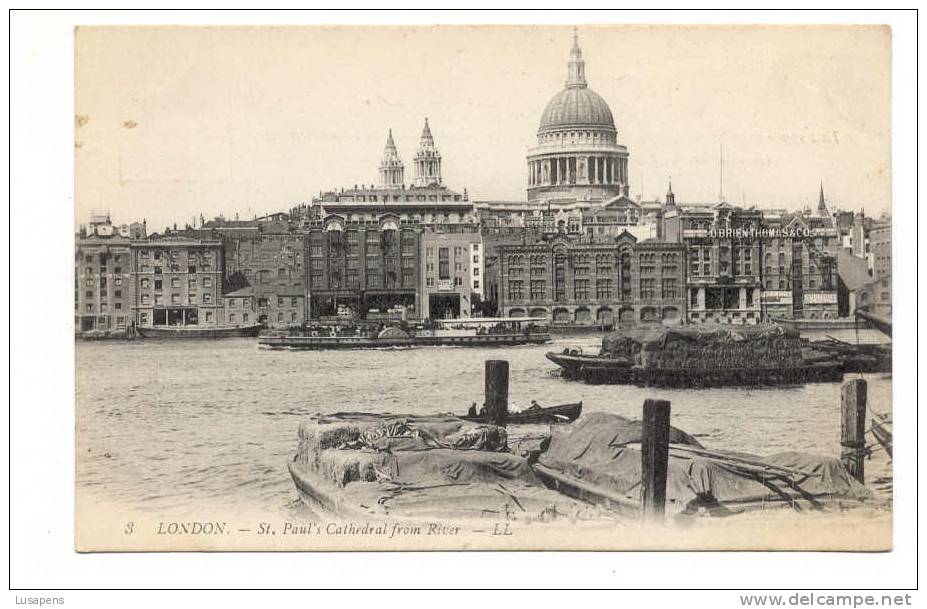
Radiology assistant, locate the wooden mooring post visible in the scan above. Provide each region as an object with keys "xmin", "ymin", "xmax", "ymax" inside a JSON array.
[
  {"xmin": 840, "ymin": 378, "xmax": 868, "ymax": 484},
  {"xmin": 641, "ymin": 398, "xmax": 671, "ymax": 523},
  {"xmin": 484, "ymin": 360, "xmax": 509, "ymax": 427}
]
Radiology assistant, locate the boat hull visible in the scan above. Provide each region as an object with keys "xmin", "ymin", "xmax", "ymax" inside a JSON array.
[
  {"xmin": 773, "ymin": 317, "xmax": 869, "ymax": 331},
  {"xmin": 136, "ymin": 323, "xmax": 264, "ymax": 339},
  {"xmin": 461, "ymin": 402, "xmax": 582, "ymax": 425},
  {"xmin": 548, "ymin": 353, "xmax": 844, "ymax": 388},
  {"xmin": 259, "ymin": 333, "xmax": 552, "ymax": 350},
  {"xmin": 545, "ymin": 351, "xmax": 633, "ymax": 373},
  {"xmin": 548, "ymin": 323, "xmax": 613, "ymax": 335}
]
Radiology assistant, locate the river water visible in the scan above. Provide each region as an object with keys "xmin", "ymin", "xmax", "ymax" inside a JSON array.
[{"xmin": 75, "ymin": 330, "xmax": 892, "ymax": 517}]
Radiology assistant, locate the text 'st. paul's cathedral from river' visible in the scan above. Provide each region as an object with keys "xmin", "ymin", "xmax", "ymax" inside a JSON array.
[{"xmin": 527, "ymin": 32, "xmax": 630, "ymax": 206}]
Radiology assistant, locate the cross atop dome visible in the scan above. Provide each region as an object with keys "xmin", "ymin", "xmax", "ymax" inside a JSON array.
[{"xmin": 567, "ymin": 28, "xmax": 587, "ymax": 88}]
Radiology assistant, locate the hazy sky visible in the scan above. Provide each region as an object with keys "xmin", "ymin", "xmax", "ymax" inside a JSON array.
[{"xmin": 75, "ymin": 25, "xmax": 891, "ymax": 230}]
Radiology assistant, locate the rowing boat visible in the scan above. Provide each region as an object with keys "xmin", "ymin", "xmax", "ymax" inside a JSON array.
[{"xmin": 461, "ymin": 401, "xmax": 582, "ymax": 425}]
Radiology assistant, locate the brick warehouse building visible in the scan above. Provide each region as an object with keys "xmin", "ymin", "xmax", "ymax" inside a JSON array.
[
  {"xmin": 221, "ymin": 229, "xmax": 308, "ymax": 328},
  {"xmin": 129, "ymin": 237, "xmax": 225, "ymax": 328},
  {"xmin": 664, "ymin": 203, "xmax": 764, "ymax": 324},
  {"xmin": 496, "ymin": 231, "xmax": 687, "ymax": 325},
  {"xmin": 306, "ymin": 214, "xmax": 423, "ymax": 320},
  {"xmin": 75, "ymin": 235, "xmax": 134, "ymax": 334}
]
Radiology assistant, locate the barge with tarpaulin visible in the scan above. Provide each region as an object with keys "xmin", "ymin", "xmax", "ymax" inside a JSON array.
[
  {"xmin": 547, "ymin": 324, "xmax": 844, "ymax": 387},
  {"xmin": 259, "ymin": 317, "xmax": 551, "ymax": 350}
]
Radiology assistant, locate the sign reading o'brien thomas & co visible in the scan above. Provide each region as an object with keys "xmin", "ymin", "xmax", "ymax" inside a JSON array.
[{"xmin": 707, "ymin": 227, "xmax": 815, "ymax": 239}]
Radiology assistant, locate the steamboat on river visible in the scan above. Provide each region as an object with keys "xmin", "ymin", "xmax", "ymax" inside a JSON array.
[{"xmin": 259, "ymin": 317, "xmax": 551, "ymax": 350}]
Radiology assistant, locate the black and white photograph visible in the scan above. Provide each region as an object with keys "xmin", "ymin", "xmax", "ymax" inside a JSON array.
[
  {"xmin": 66, "ymin": 22, "xmax": 897, "ymax": 552},
  {"xmin": 8, "ymin": 8, "xmax": 920, "ymax": 598}
]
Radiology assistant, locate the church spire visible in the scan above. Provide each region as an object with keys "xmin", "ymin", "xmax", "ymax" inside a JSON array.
[
  {"xmin": 566, "ymin": 28, "xmax": 587, "ymax": 88},
  {"xmin": 420, "ymin": 117, "xmax": 434, "ymax": 145},
  {"xmin": 817, "ymin": 181, "xmax": 827, "ymax": 215},
  {"xmin": 665, "ymin": 177, "xmax": 675, "ymax": 207},
  {"xmin": 413, "ymin": 117, "xmax": 442, "ymax": 187},
  {"xmin": 379, "ymin": 128, "xmax": 404, "ymax": 189}
]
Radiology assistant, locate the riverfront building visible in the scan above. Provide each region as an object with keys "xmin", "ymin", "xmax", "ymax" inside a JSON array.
[
  {"xmin": 496, "ymin": 232, "xmax": 687, "ymax": 325},
  {"xmin": 664, "ymin": 187, "xmax": 840, "ymax": 323},
  {"xmin": 129, "ymin": 237, "xmax": 225, "ymax": 328},
  {"xmin": 420, "ymin": 226, "xmax": 484, "ymax": 319},
  {"xmin": 221, "ymin": 230, "xmax": 308, "ymax": 328},
  {"xmin": 305, "ymin": 214, "xmax": 423, "ymax": 320},
  {"xmin": 756, "ymin": 196, "xmax": 840, "ymax": 321},
  {"xmin": 223, "ymin": 284, "xmax": 306, "ymax": 328},
  {"xmin": 75, "ymin": 235, "xmax": 135, "ymax": 334},
  {"xmin": 664, "ymin": 203, "xmax": 764, "ymax": 324}
]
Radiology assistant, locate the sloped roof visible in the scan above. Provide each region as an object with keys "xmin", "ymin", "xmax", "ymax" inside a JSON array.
[{"xmin": 837, "ymin": 249, "xmax": 873, "ymax": 291}]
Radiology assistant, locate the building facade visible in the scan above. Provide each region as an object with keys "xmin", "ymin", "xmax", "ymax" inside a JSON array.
[
  {"xmin": 222, "ymin": 230, "xmax": 307, "ymax": 328},
  {"xmin": 853, "ymin": 274, "xmax": 892, "ymax": 319},
  {"xmin": 223, "ymin": 285, "xmax": 306, "ymax": 328},
  {"xmin": 75, "ymin": 236, "xmax": 134, "ymax": 334},
  {"xmin": 868, "ymin": 222, "xmax": 892, "ymax": 279},
  {"xmin": 664, "ymin": 194, "xmax": 840, "ymax": 324},
  {"xmin": 757, "ymin": 206, "xmax": 840, "ymax": 321},
  {"xmin": 496, "ymin": 232, "xmax": 686, "ymax": 325},
  {"xmin": 130, "ymin": 238, "xmax": 225, "ymax": 328},
  {"xmin": 306, "ymin": 215, "xmax": 423, "ymax": 320},
  {"xmin": 664, "ymin": 203, "xmax": 765, "ymax": 324},
  {"xmin": 420, "ymin": 227, "xmax": 483, "ymax": 319}
]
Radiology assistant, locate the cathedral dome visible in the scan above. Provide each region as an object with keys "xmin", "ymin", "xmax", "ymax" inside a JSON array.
[{"xmin": 538, "ymin": 86, "xmax": 615, "ymax": 135}]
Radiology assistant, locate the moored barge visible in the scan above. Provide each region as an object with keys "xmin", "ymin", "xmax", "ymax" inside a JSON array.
[
  {"xmin": 548, "ymin": 324, "xmax": 845, "ymax": 387},
  {"xmin": 136, "ymin": 322, "xmax": 264, "ymax": 339}
]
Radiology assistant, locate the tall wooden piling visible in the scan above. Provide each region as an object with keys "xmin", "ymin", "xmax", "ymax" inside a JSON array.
[
  {"xmin": 641, "ymin": 398, "xmax": 671, "ymax": 522},
  {"xmin": 484, "ymin": 360, "xmax": 509, "ymax": 427},
  {"xmin": 840, "ymin": 378, "xmax": 868, "ymax": 483}
]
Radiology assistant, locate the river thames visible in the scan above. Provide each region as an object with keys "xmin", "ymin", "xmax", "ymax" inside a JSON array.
[{"xmin": 75, "ymin": 331, "xmax": 892, "ymax": 517}]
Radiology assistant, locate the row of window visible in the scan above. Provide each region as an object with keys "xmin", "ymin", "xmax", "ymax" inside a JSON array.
[
  {"xmin": 139, "ymin": 276, "xmax": 214, "ymax": 289},
  {"xmin": 507, "ymin": 278, "xmax": 679, "ymax": 301},
  {"xmin": 81, "ymin": 289, "xmax": 124, "ymax": 299},
  {"xmin": 137, "ymin": 249, "xmax": 215, "ymax": 261},
  {"xmin": 227, "ymin": 311, "xmax": 299, "ymax": 324},
  {"xmin": 227, "ymin": 297, "xmax": 300, "ymax": 308},
  {"xmin": 80, "ymin": 303, "xmax": 124, "ymax": 313},
  {"xmin": 140, "ymin": 293, "xmax": 214, "ymax": 305}
]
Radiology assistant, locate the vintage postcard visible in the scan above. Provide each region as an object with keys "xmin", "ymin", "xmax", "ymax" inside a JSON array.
[{"xmin": 74, "ymin": 24, "xmax": 892, "ymax": 552}]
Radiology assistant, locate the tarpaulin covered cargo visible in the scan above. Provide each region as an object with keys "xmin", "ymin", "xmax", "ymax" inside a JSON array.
[
  {"xmin": 289, "ymin": 412, "xmax": 603, "ymax": 521},
  {"xmin": 600, "ymin": 324, "xmax": 804, "ymax": 370},
  {"xmin": 536, "ymin": 413, "xmax": 872, "ymax": 517}
]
